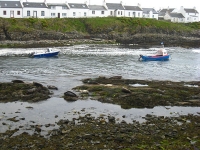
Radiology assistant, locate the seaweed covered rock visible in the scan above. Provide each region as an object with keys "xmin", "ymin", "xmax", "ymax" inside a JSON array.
[
  {"xmin": 74, "ymin": 76, "xmax": 200, "ymax": 108},
  {"xmin": 0, "ymin": 81, "xmax": 51, "ymax": 102}
]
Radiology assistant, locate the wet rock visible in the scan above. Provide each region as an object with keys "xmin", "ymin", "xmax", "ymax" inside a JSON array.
[
  {"xmin": 108, "ymin": 116, "xmax": 115, "ymax": 123},
  {"xmin": 109, "ymin": 76, "xmax": 122, "ymax": 79},
  {"xmin": 64, "ymin": 91, "xmax": 78, "ymax": 101},
  {"xmin": 64, "ymin": 91, "xmax": 77, "ymax": 97},
  {"xmin": 26, "ymin": 88, "xmax": 36, "ymax": 94},
  {"xmin": 33, "ymin": 82, "xmax": 43, "ymax": 87},
  {"xmin": 47, "ymin": 85, "xmax": 58, "ymax": 90},
  {"xmin": 12, "ymin": 80, "xmax": 24, "ymax": 83},
  {"xmin": 121, "ymin": 87, "xmax": 131, "ymax": 93}
]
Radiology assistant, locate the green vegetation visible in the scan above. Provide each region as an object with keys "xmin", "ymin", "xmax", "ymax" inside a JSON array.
[{"xmin": 0, "ymin": 17, "xmax": 200, "ymax": 34}]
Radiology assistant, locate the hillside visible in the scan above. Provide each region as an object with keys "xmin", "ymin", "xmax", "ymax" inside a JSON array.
[{"xmin": 0, "ymin": 17, "xmax": 200, "ymax": 48}]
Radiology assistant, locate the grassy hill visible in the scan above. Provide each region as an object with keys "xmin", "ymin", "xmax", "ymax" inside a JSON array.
[
  {"xmin": 0, "ymin": 17, "xmax": 200, "ymax": 35},
  {"xmin": 0, "ymin": 17, "xmax": 200, "ymax": 48}
]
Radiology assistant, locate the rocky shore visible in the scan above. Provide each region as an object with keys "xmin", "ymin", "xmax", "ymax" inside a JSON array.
[
  {"xmin": 0, "ymin": 31, "xmax": 200, "ymax": 48},
  {"xmin": 0, "ymin": 77, "xmax": 200, "ymax": 149}
]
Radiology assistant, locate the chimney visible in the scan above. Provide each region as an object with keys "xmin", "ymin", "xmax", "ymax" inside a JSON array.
[{"xmin": 138, "ymin": 3, "xmax": 141, "ymax": 8}]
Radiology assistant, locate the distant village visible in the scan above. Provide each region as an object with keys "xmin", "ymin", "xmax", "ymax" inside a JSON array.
[{"xmin": 0, "ymin": 0, "xmax": 199, "ymax": 23}]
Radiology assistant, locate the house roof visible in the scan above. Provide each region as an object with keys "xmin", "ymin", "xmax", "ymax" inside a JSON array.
[
  {"xmin": 159, "ymin": 8, "xmax": 175, "ymax": 13},
  {"xmin": 0, "ymin": 1, "xmax": 22, "ymax": 8},
  {"xmin": 68, "ymin": 3, "xmax": 89, "ymax": 9},
  {"xmin": 184, "ymin": 9, "xmax": 199, "ymax": 14},
  {"xmin": 106, "ymin": 3, "xmax": 124, "ymax": 10},
  {"xmin": 23, "ymin": 2, "xmax": 47, "ymax": 8},
  {"xmin": 158, "ymin": 8, "xmax": 176, "ymax": 17},
  {"xmin": 170, "ymin": 13, "xmax": 185, "ymax": 18},
  {"xmin": 47, "ymin": 3, "xmax": 69, "ymax": 9},
  {"xmin": 124, "ymin": 6, "xmax": 142, "ymax": 11},
  {"xmin": 142, "ymin": 8, "xmax": 158, "ymax": 14},
  {"xmin": 89, "ymin": 5, "xmax": 106, "ymax": 10}
]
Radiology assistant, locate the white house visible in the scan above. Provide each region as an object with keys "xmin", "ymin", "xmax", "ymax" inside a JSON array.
[
  {"xmin": 177, "ymin": 6, "xmax": 199, "ymax": 23},
  {"xmin": 105, "ymin": 2, "xmax": 125, "ymax": 17},
  {"xmin": 47, "ymin": 3, "xmax": 69, "ymax": 18},
  {"xmin": 67, "ymin": 3, "xmax": 89, "ymax": 18},
  {"xmin": 124, "ymin": 5, "xmax": 143, "ymax": 18},
  {"xmin": 0, "ymin": 1, "xmax": 23, "ymax": 18},
  {"xmin": 164, "ymin": 12, "xmax": 185, "ymax": 23},
  {"xmin": 88, "ymin": 5, "xmax": 108, "ymax": 17},
  {"xmin": 142, "ymin": 8, "xmax": 158, "ymax": 20},
  {"xmin": 22, "ymin": 2, "xmax": 48, "ymax": 18}
]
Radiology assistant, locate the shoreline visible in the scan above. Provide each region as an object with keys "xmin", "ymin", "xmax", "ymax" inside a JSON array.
[{"xmin": 0, "ymin": 37, "xmax": 199, "ymax": 49}]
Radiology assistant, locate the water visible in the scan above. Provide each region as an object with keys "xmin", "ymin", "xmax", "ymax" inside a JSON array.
[{"xmin": 0, "ymin": 44, "xmax": 200, "ymax": 135}]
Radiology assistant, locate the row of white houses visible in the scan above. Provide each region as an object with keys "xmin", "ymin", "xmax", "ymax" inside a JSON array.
[{"xmin": 0, "ymin": 0, "xmax": 199, "ymax": 23}]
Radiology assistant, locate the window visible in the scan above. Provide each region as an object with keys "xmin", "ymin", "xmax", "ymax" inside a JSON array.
[
  {"xmin": 51, "ymin": 6, "xmax": 55, "ymax": 9},
  {"xmin": 121, "ymin": 11, "xmax": 122, "ymax": 15},
  {"xmin": 41, "ymin": 11, "xmax": 45, "ymax": 16},
  {"xmin": 62, "ymin": 6, "xmax": 67, "ymax": 9},
  {"xmin": 84, "ymin": 12, "xmax": 86, "ymax": 16},
  {"xmin": 110, "ymin": 11, "xmax": 113, "ymax": 16},
  {"xmin": 138, "ymin": 12, "xmax": 140, "ymax": 17},
  {"xmin": 27, "ymin": 11, "xmax": 30, "ymax": 16},
  {"xmin": 152, "ymin": 15, "xmax": 154, "ymax": 18},
  {"xmin": 17, "ymin": 11, "xmax": 20, "ymax": 15},
  {"xmin": 118, "ymin": 11, "xmax": 120, "ymax": 15},
  {"xmin": 129, "ymin": 12, "xmax": 130, "ymax": 16},
  {"xmin": 62, "ymin": 13, "xmax": 67, "ymax": 17},
  {"xmin": 92, "ymin": 11, "xmax": 95, "ymax": 14},
  {"xmin": 73, "ymin": 12, "xmax": 76, "ymax": 16},
  {"xmin": 3, "ymin": 11, "xmax": 6, "ymax": 15},
  {"xmin": 51, "ymin": 13, "xmax": 55, "ymax": 17},
  {"xmin": 101, "ymin": 11, "xmax": 104, "ymax": 14}
]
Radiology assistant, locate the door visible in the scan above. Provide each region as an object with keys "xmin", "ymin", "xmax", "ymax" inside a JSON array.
[
  {"xmin": 58, "ymin": 13, "xmax": 60, "ymax": 18},
  {"xmin": 33, "ymin": 11, "xmax": 37, "ymax": 18},
  {"xmin": 10, "ymin": 10, "xmax": 14, "ymax": 18}
]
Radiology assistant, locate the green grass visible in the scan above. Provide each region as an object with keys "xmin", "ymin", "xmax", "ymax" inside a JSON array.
[{"xmin": 0, "ymin": 17, "xmax": 199, "ymax": 34}]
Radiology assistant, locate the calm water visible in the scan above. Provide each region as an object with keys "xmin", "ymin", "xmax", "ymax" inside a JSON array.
[{"xmin": 0, "ymin": 44, "xmax": 200, "ymax": 134}]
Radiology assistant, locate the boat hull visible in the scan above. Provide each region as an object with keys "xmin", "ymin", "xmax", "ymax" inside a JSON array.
[
  {"xmin": 140, "ymin": 55, "xmax": 170, "ymax": 61},
  {"xmin": 32, "ymin": 51, "xmax": 59, "ymax": 58}
]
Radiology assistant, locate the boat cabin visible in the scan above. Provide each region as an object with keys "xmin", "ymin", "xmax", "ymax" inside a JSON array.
[
  {"xmin": 156, "ymin": 49, "xmax": 168, "ymax": 56},
  {"xmin": 47, "ymin": 48, "xmax": 53, "ymax": 52}
]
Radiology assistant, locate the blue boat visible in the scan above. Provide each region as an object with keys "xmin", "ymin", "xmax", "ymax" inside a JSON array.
[
  {"xmin": 139, "ymin": 48, "xmax": 170, "ymax": 61},
  {"xmin": 29, "ymin": 48, "xmax": 59, "ymax": 58}
]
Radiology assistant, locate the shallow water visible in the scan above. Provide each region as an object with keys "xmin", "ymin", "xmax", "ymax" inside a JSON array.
[{"xmin": 0, "ymin": 44, "xmax": 200, "ymax": 134}]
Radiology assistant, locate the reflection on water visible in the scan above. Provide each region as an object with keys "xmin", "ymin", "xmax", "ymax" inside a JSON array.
[
  {"xmin": 0, "ymin": 97, "xmax": 199, "ymax": 135},
  {"xmin": 0, "ymin": 44, "xmax": 200, "ymax": 134}
]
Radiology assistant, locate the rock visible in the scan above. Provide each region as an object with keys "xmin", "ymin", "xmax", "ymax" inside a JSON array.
[
  {"xmin": 121, "ymin": 87, "xmax": 131, "ymax": 93},
  {"xmin": 64, "ymin": 91, "xmax": 77, "ymax": 97},
  {"xmin": 12, "ymin": 80, "xmax": 24, "ymax": 83},
  {"xmin": 47, "ymin": 85, "xmax": 58, "ymax": 90},
  {"xmin": 27, "ymin": 88, "xmax": 36, "ymax": 94},
  {"xmin": 109, "ymin": 76, "xmax": 122, "ymax": 79},
  {"xmin": 108, "ymin": 116, "xmax": 115, "ymax": 123},
  {"xmin": 33, "ymin": 82, "xmax": 43, "ymax": 87}
]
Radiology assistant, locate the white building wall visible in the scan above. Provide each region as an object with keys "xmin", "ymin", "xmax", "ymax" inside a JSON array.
[
  {"xmin": 108, "ymin": 9, "xmax": 125, "ymax": 17},
  {"xmin": 22, "ymin": 8, "xmax": 49, "ymax": 18},
  {"xmin": 48, "ymin": 6, "xmax": 69, "ymax": 18},
  {"xmin": 88, "ymin": 10, "xmax": 108, "ymax": 17},
  {"xmin": 124, "ymin": 11, "xmax": 143, "ymax": 18},
  {"xmin": 68, "ymin": 9, "xmax": 89, "ymax": 18},
  {"xmin": 0, "ymin": 8, "xmax": 23, "ymax": 18}
]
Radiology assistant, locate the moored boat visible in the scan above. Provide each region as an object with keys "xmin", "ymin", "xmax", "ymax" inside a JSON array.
[
  {"xmin": 29, "ymin": 48, "xmax": 59, "ymax": 58},
  {"xmin": 139, "ymin": 44, "xmax": 170, "ymax": 61}
]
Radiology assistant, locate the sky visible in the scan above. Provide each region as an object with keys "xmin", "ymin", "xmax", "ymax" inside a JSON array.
[{"xmin": 24, "ymin": 0, "xmax": 200, "ymax": 13}]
